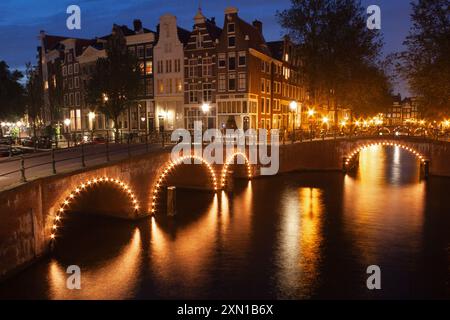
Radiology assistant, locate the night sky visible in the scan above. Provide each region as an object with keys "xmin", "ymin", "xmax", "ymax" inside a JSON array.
[{"xmin": 0, "ymin": 0, "xmax": 413, "ymax": 95}]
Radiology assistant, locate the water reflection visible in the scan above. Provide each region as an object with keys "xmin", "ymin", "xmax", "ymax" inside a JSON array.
[
  {"xmin": 48, "ymin": 228, "xmax": 142, "ymax": 299},
  {"xmin": 0, "ymin": 146, "xmax": 449, "ymax": 299},
  {"xmin": 277, "ymin": 187, "xmax": 324, "ymax": 299}
]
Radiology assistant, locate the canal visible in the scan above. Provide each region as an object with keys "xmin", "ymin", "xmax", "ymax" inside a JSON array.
[{"xmin": 0, "ymin": 145, "xmax": 449, "ymax": 299}]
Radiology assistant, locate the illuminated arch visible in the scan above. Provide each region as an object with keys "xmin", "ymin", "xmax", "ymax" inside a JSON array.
[
  {"xmin": 344, "ymin": 141, "xmax": 426, "ymax": 168},
  {"xmin": 220, "ymin": 152, "xmax": 252, "ymax": 188},
  {"xmin": 150, "ymin": 155, "xmax": 218, "ymax": 214},
  {"xmin": 50, "ymin": 177, "xmax": 139, "ymax": 240}
]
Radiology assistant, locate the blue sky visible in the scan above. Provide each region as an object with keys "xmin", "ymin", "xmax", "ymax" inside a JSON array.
[{"xmin": 0, "ymin": 0, "xmax": 413, "ymax": 94}]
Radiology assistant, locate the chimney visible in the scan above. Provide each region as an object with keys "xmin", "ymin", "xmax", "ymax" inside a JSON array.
[
  {"xmin": 252, "ymin": 20, "xmax": 263, "ymax": 35},
  {"xmin": 133, "ymin": 19, "xmax": 143, "ymax": 33},
  {"xmin": 225, "ymin": 7, "xmax": 238, "ymax": 15}
]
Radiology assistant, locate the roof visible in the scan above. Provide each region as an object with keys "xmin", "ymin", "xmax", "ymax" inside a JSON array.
[
  {"xmin": 267, "ymin": 41, "xmax": 284, "ymax": 60},
  {"xmin": 235, "ymin": 16, "xmax": 271, "ymax": 56},
  {"xmin": 177, "ymin": 26, "xmax": 192, "ymax": 45},
  {"xmin": 205, "ymin": 19, "xmax": 222, "ymax": 42}
]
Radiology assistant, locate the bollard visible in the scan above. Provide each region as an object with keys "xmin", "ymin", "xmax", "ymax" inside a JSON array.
[
  {"xmin": 225, "ymin": 171, "xmax": 234, "ymax": 194},
  {"xmin": 106, "ymin": 133, "xmax": 110, "ymax": 162},
  {"xmin": 167, "ymin": 186, "xmax": 176, "ymax": 217},
  {"xmin": 127, "ymin": 137, "xmax": 131, "ymax": 157},
  {"xmin": 423, "ymin": 160, "xmax": 430, "ymax": 179},
  {"xmin": 52, "ymin": 148, "xmax": 56, "ymax": 174},
  {"xmin": 81, "ymin": 143, "xmax": 86, "ymax": 167},
  {"xmin": 20, "ymin": 156, "xmax": 26, "ymax": 182}
]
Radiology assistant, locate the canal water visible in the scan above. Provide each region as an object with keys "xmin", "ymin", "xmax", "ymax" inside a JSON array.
[{"xmin": 0, "ymin": 145, "xmax": 449, "ymax": 299}]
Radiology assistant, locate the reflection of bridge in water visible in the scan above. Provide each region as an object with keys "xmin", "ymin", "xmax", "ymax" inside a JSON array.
[{"xmin": 0, "ymin": 135, "xmax": 449, "ymax": 280}]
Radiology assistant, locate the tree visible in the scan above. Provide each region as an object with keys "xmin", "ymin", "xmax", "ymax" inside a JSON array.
[
  {"xmin": 396, "ymin": 0, "xmax": 450, "ymax": 117},
  {"xmin": 24, "ymin": 63, "xmax": 44, "ymax": 139},
  {"xmin": 87, "ymin": 24, "xmax": 142, "ymax": 141},
  {"xmin": 47, "ymin": 60, "xmax": 64, "ymax": 124},
  {"xmin": 0, "ymin": 61, "xmax": 25, "ymax": 122},
  {"xmin": 278, "ymin": 0, "xmax": 392, "ymax": 117}
]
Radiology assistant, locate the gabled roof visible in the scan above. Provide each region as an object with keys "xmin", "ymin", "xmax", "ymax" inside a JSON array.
[
  {"xmin": 235, "ymin": 16, "xmax": 271, "ymax": 56},
  {"xmin": 267, "ymin": 41, "xmax": 284, "ymax": 61},
  {"xmin": 205, "ymin": 19, "xmax": 222, "ymax": 42},
  {"xmin": 177, "ymin": 26, "xmax": 192, "ymax": 45}
]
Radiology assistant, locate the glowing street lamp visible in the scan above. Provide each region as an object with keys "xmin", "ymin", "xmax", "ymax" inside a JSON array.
[
  {"xmin": 102, "ymin": 93, "xmax": 109, "ymax": 102},
  {"xmin": 64, "ymin": 118, "xmax": 71, "ymax": 127},
  {"xmin": 201, "ymin": 103, "xmax": 211, "ymax": 113},
  {"xmin": 88, "ymin": 112, "xmax": 96, "ymax": 121},
  {"xmin": 322, "ymin": 116, "xmax": 329, "ymax": 124},
  {"xmin": 307, "ymin": 109, "xmax": 315, "ymax": 117}
]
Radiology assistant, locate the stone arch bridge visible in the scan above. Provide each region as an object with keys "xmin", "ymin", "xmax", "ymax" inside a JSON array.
[{"xmin": 0, "ymin": 136, "xmax": 448, "ymax": 279}]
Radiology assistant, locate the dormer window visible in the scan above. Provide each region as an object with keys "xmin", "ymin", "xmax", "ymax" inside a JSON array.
[
  {"xmin": 228, "ymin": 36, "xmax": 236, "ymax": 48},
  {"xmin": 228, "ymin": 23, "xmax": 235, "ymax": 33}
]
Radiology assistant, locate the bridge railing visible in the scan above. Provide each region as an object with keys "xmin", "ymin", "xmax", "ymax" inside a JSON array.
[{"xmin": 0, "ymin": 132, "xmax": 176, "ymax": 188}]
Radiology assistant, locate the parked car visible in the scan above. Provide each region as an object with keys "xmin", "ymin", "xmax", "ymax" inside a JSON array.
[
  {"xmin": 21, "ymin": 137, "xmax": 37, "ymax": 147},
  {"xmin": 0, "ymin": 146, "xmax": 24, "ymax": 157},
  {"xmin": 0, "ymin": 136, "xmax": 13, "ymax": 146}
]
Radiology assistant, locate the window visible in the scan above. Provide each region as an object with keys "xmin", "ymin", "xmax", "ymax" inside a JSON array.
[
  {"xmin": 157, "ymin": 80, "xmax": 164, "ymax": 94},
  {"xmin": 63, "ymin": 79, "xmax": 67, "ymax": 90},
  {"xmin": 188, "ymin": 59, "xmax": 197, "ymax": 78},
  {"xmin": 218, "ymin": 54, "xmax": 226, "ymax": 68},
  {"xmin": 146, "ymin": 78, "xmax": 153, "ymax": 95},
  {"xmin": 176, "ymin": 78, "xmax": 183, "ymax": 93},
  {"xmin": 69, "ymin": 93, "xmax": 74, "ymax": 106},
  {"xmin": 228, "ymin": 73, "xmax": 236, "ymax": 91},
  {"xmin": 75, "ymin": 92, "xmax": 80, "ymax": 106},
  {"xmin": 139, "ymin": 62, "xmax": 145, "ymax": 75},
  {"xmin": 189, "ymin": 84, "xmax": 198, "ymax": 103},
  {"xmin": 228, "ymin": 23, "xmax": 235, "ymax": 33},
  {"xmin": 158, "ymin": 61, "xmax": 164, "ymax": 73},
  {"xmin": 74, "ymin": 77, "xmax": 80, "ymax": 88},
  {"xmin": 228, "ymin": 55, "xmax": 236, "ymax": 71},
  {"xmin": 69, "ymin": 78, "xmax": 73, "ymax": 89},
  {"xmin": 261, "ymin": 98, "xmax": 265, "ymax": 113},
  {"xmin": 238, "ymin": 73, "xmax": 246, "ymax": 91},
  {"xmin": 67, "ymin": 53, "xmax": 72, "ymax": 63},
  {"xmin": 218, "ymin": 74, "xmax": 226, "ymax": 92},
  {"xmin": 174, "ymin": 59, "xmax": 181, "ymax": 73},
  {"xmin": 238, "ymin": 52, "xmax": 246, "ymax": 67},
  {"xmin": 266, "ymin": 80, "xmax": 270, "ymax": 93},
  {"xmin": 145, "ymin": 45, "xmax": 152, "ymax": 57},
  {"xmin": 166, "ymin": 78, "xmax": 172, "ymax": 94},
  {"xmin": 203, "ymin": 83, "xmax": 212, "ymax": 102},
  {"xmin": 228, "ymin": 36, "xmax": 236, "ymax": 48},
  {"xmin": 196, "ymin": 34, "xmax": 202, "ymax": 48},
  {"xmin": 202, "ymin": 58, "xmax": 212, "ymax": 77},
  {"xmin": 261, "ymin": 61, "xmax": 265, "ymax": 72},
  {"xmin": 266, "ymin": 98, "xmax": 270, "ymax": 114},
  {"xmin": 62, "ymin": 66, "xmax": 67, "ymax": 76},
  {"xmin": 261, "ymin": 78, "xmax": 265, "ymax": 93},
  {"xmin": 137, "ymin": 46, "xmax": 145, "ymax": 58},
  {"xmin": 128, "ymin": 47, "xmax": 136, "ymax": 56},
  {"xmin": 146, "ymin": 61, "xmax": 153, "ymax": 75},
  {"xmin": 64, "ymin": 94, "xmax": 68, "ymax": 107},
  {"xmin": 166, "ymin": 60, "xmax": 172, "ymax": 73},
  {"xmin": 74, "ymin": 63, "xmax": 79, "ymax": 74},
  {"xmin": 68, "ymin": 65, "xmax": 73, "ymax": 75}
]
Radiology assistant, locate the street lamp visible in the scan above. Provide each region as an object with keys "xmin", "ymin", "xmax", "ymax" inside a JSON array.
[
  {"xmin": 289, "ymin": 101, "xmax": 298, "ymax": 141},
  {"xmin": 201, "ymin": 103, "xmax": 210, "ymax": 130}
]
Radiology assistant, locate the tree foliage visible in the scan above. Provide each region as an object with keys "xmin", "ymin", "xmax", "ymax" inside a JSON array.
[
  {"xmin": 397, "ymin": 0, "xmax": 450, "ymax": 117},
  {"xmin": 24, "ymin": 63, "xmax": 44, "ymax": 137},
  {"xmin": 86, "ymin": 24, "xmax": 142, "ymax": 137},
  {"xmin": 0, "ymin": 61, "xmax": 25, "ymax": 120},
  {"xmin": 278, "ymin": 0, "xmax": 393, "ymax": 116}
]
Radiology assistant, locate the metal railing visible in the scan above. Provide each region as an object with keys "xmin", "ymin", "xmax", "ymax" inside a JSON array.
[{"xmin": 0, "ymin": 132, "xmax": 174, "ymax": 188}]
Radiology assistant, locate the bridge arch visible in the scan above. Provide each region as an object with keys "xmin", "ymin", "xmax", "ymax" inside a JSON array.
[
  {"xmin": 344, "ymin": 141, "xmax": 427, "ymax": 169},
  {"xmin": 49, "ymin": 177, "xmax": 139, "ymax": 240},
  {"xmin": 150, "ymin": 155, "xmax": 218, "ymax": 214},
  {"xmin": 221, "ymin": 152, "xmax": 253, "ymax": 188}
]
